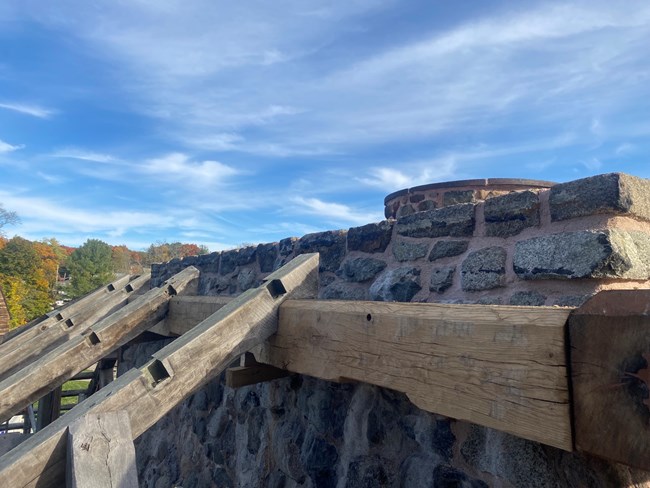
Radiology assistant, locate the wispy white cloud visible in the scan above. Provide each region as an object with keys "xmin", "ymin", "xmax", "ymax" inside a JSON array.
[
  {"xmin": 0, "ymin": 102, "xmax": 55, "ymax": 119},
  {"xmin": 290, "ymin": 196, "xmax": 382, "ymax": 226},
  {"xmin": 358, "ymin": 157, "xmax": 457, "ymax": 192},
  {"xmin": 139, "ymin": 152, "xmax": 239, "ymax": 186},
  {"xmin": 0, "ymin": 138, "xmax": 23, "ymax": 153},
  {"xmin": 50, "ymin": 148, "xmax": 119, "ymax": 164}
]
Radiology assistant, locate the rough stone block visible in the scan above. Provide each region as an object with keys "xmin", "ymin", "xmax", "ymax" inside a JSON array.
[
  {"xmin": 321, "ymin": 282, "xmax": 367, "ymax": 300},
  {"xmin": 428, "ymin": 240, "xmax": 469, "ymax": 261},
  {"xmin": 369, "ymin": 267, "xmax": 422, "ymax": 302},
  {"xmin": 549, "ymin": 173, "xmax": 650, "ymax": 222},
  {"xmin": 461, "ymin": 247, "xmax": 506, "ymax": 291},
  {"xmin": 347, "ymin": 221, "xmax": 394, "ymax": 253},
  {"xmin": 484, "ymin": 190, "xmax": 540, "ymax": 237},
  {"xmin": 298, "ymin": 230, "xmax": 347, "ymax": 272},
  {"xmin": 237, "ymin": 268, "xmax": 257, "ymax": 292},
  {"xmin": 236, "ymin": 246, "xmax": 257, "ymax": 266},
  {"xmin": 396, "ymin": 204, "xmax": 475, "ymax": 239},
  {"xmin": 393, "ymin": 241, "xmax": 429, "ymax": 262},
  {"xmin": 429, "ymin": 267, "xmax": 455, "ymax": 293},
  {"xmin": 513, "ymin": 230, "xmax": 650, "ymax": 280},
  {"xmin": 554, "ymin": 295, "xmax": 590, "ymax": 307},
  {"xmin": 279, "ymin": 237, "xmax": 298, "ymax": 256},
  {"xmin": 220, "ymin": 249, "xmax": 238, "ymax": 275},
  {"xmin": 409, "ymin": 193, "xmax": 425, "ymax": 203},
  {"xmin": 396, "ymin": 204, "xmax": 415, "ymax": 218},
  {"xmin": 257, "ymin": 243, "xmax": 278, "ymax": 273},
  {"xmin": 509, "ymin": 291, "xmax": 546, "ymax": 306},
  {"xmin": 443, "ymin": 190, "xmax": 474, "ymax": 206},
  {"xmin": 342, "ymin": 257, "xmax": 387, "ymax": 282},
  {"xmin": 417, "ymin": 200, "xmax": 437, "ymax": 212},
  {"xmin": 197, "ymin": 252, "xmax": 220, "ymax": 274}
]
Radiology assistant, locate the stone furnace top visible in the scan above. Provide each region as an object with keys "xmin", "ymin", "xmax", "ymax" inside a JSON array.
[{"xmin": 384, "ymin": 178, "xmax": 556, "ymax": 219}]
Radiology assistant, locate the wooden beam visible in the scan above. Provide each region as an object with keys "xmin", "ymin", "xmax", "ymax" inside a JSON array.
[
  {"xmin": 569, "ymin": 290, "xmax": 650, "ymax": 471},
  {"xmin": 36, "ymin": 387, "xmax": 62, "ymax": 431},
  {"xmin": 66, "ymin": 411, "xmax": 138, "ymax": 488},
  {"xmin": 0, "ymin": 274, "xmax": 150, "ymax": 381},
  {"xmin": 0, "ymin": 253, "xmax": 318, "ymax": 488},
  {"xmin": 0, "ymin": 274, "xmax": 133, "ymax": 347},
  {"xmin": 0, "ymin": 267, "xmax": 198, "ymax": 423},
  {"xmin": 148, "ymin": 296, "xmax": 232, "ymax": 337},
  {"xmin": 256, "ymin": 299, "xmax": 573, "ymax": 451}
]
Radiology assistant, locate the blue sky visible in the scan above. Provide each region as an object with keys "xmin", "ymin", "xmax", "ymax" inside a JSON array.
[{"xmin": 1, "ymin": 1, "xmax": 649, "ymax": 251}]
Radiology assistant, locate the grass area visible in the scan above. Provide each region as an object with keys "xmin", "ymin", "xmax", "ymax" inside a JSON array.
[{"xmin": 61, "ymin": 378, "xmax": 91, "ymax": 407}]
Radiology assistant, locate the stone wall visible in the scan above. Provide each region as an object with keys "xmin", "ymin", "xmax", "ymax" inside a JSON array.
[{"xmin": 132, "ymin": 173, "xmax": 650, "ymax": 487}]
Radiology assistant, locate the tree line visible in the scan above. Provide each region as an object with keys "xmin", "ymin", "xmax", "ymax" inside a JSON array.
[{"xmin": 0, "ymin": 204, "xmax": 209, "ymax": 329}]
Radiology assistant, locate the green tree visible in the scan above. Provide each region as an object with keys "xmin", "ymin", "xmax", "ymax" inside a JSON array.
[{"xmin": 67, "ymin": 239, "xmax": 115, "ymax": 297}]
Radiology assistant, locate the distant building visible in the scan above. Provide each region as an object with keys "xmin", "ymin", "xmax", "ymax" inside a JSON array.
[{"xmin": 0, "ymin": 287, "xmax": 10, "ymax": 335}]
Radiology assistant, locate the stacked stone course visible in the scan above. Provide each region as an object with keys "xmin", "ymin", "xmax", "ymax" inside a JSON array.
[
  {"xmin": 153, "ymin": 173, "xmax": 650, "ymax": 308},
  {"xmin": 140, "ymin": 172, "xmax": 650, "ymax": 487}
]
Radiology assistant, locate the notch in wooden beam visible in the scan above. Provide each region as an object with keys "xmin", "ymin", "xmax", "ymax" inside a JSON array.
[
  {"xmin": 125, "ymin": 283, "xmax": 134, "ymax": 293},
  {"xmin": 107, "ymin": 283, "xmax": 116, "ymax": 292},
  {"xmin": 266, "ymin": 279, "xmax": 287, "ymax": 299},
  {"xmin": 145, "ymin": 359, "xmax": 172, "ymax": 387},
  {"xmin": 85, "ymin": 332, "xmax": 101, "ymax": 346}
]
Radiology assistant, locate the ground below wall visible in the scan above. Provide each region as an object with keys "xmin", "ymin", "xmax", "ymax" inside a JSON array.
[{"xmin": 120, "ymin": 340, "xmax": 649, "ymax": 488}]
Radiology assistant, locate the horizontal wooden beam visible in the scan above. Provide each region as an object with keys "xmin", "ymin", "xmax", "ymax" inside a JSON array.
[
  {"xmin": 0, "ymin": 267, "xmax": 198, "ymax": 423},
  {"xmin": 569, "ymin": 290, "xmax": 650, "ymax": 471},
  {"xmin": 256, "ymin": 299, "xmax": 573, "ymax": 451},
  {"xmin": 0, "ymin": 253, "xmax": 319, "ymax": 488},
  {"xmin": 0, "ymin": 275, "xmax": 150, "ymax": 382}
]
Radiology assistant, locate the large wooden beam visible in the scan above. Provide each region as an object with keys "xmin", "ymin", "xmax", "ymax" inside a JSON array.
[
  {"xmin": 66, "ymin": 411, "xmax": 138, "ymax": 488},
  {"xmin": 569, "ymin": 290, "xmax": 650, "ymax": 471},
  {"xmin": 0, "ymin": 253, "xmax": 318, "ymax": 488},
  {"xmin": 0, "ymin": 267, "xmax": 198, "ymax": 423},
  {"xmin": 256, "ymin": 299, "xmax": 573, "ymax": 451},
  {"xmin": 0, "ymin": 275, "xmax": 151, "ymax": 382}
]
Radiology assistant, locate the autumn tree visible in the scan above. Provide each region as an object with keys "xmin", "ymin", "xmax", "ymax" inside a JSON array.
[
  {"xmin": 0, "ymin": 236, "xmax": 51, "ymax": 327},
  {"xmin": 143, "ymin": 241, "xmax": 209, "ymax": 266},
  {"xmin": 67, "ymin": 239, "xmax": 114, "ymax": 297}
]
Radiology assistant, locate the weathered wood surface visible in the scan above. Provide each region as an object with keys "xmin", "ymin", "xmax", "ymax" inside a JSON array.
[
  {"xmin": 66, "ymin": 411, "xmax": 138, "ymax": 488},
  {"xmin": 0, "ymin": 275, "xmax": 150, "ymax": 382},
  {"xmin": 36, "ymin": 387, "xmax": 62, "ymax": 431},
  {"xmin": 0, "ymin": 275, "xmax": 133, "ymax": 348},
  {"xmin": 569, "ymin": 290, "xmax": 650, "ymax": 471},
  {"xmin": 149, "ymin": 296, "xmax": 231, "ymax": 337},
  {"xmin": 0, "ymin": 254, "xmax": 318, "ymax": 488},
  {"xmin": 257, "ymin": 299, "xmax": 573, "ymax": 451},
  {"xmin": 0, "ymin": 267, "xmax": 198, "ymax": 423}
]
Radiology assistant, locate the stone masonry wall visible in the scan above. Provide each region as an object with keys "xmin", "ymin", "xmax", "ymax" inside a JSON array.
[{"xmin": 132, "ymin": 173, "xmax": 650, "ymax": 488}]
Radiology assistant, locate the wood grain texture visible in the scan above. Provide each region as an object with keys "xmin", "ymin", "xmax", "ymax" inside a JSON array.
[
  {"xmin": 0, "ymin": 254, "xmax": 318, "ymax": 488},
  {"xmin": 257, "ymin": 299, "xmax": 573, "ymax": 450},
  {"xmin": 569, "ymin": 290, "xmax": 650, "ymax": 471},
  {"xmin": 66, "ymin": 411, "xmax": 138, "ymax": 488},
  {"xmin": 0, "ymin": 275, "xmax": 150, "ymax": 382},
  {"xmin": 0, "ymin": 267, "xmax": 198, "ymax": 423}
]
